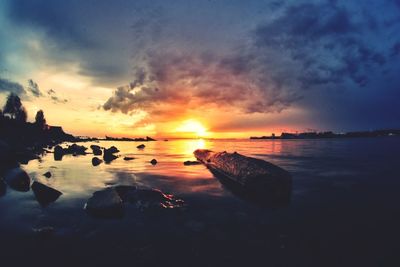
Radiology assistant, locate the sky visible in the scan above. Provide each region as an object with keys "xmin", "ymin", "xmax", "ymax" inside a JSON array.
[{"xmin": 0, "ymin": 0, "xmax": 399, "ymax": 138}]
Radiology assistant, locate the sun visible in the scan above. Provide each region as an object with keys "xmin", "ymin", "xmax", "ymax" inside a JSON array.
[{"xmin": 175, "ymin": 119, "xmax": 209, "ymax": 137}]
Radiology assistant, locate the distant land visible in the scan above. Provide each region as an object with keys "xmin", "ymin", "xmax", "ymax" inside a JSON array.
[{"xmin": 250, "ymin": 129, "xmax": 400, "ymax": 140}]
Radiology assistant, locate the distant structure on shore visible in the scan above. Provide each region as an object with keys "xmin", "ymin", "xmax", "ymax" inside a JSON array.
[{"xmin": 250, "ymin": 129, "xmax": 400, "ymax": 140}]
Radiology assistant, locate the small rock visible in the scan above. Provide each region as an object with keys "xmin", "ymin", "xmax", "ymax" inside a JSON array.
[
  {"xmin": 103, "ymin": 153, "xmax": 118, "ymax": 163},
  {"xmin": 137, "ymin": 144, "xmax": 145, "ymax": 149},
  {"xmin": 65, "ymin": 144, "xmax": 87, "ymax": 155},
  {"xmin": 183, "ymin": 160, "xmax": 201, "ymax": 166},
  {"xmin": 4, "ymin": 168, "xmax": 31, "ymax": 192},
  {"xmin": 53, "ymin": 145, "xmax": 64, "ymax": 161},
  {"xmin": 43, "ymin": 171, "xmax": 52, "ymax": 178},
  {"xmin": 92, "ymin": 157, "xmax": 103, "ymax": 166},
  {"xmin": 85, "ymin": 188, "xmax": 124, "ymax": 218},
  {"xmin": 123, "ymin": 156, "xmax": 135, "ymax": 161},
  {"xmin": 150, "ymin": 159, "xmax": 157, "ymax": 165},
  {"xmin": 146, "ymin": 136, "xmax": 156, "ymax": 141},
  {"xmin": 90, "ymin": 145, "xmax": 102, "ymax": 156},
  {"xmin": 103, "ymin": 146, "xmax": 119, "ymax": 163},
  {"xmin": 106, "ymin": 146, "xmax": 119, "ymax": 154},
  {"xmin": 31, "ymin": 181, "xmax": 62, "ymax": 206}
]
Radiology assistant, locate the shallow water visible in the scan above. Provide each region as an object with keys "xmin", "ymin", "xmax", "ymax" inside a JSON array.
[{"xmin": 1, "ymin": 137, "xmax": 400, "ymax": 267}]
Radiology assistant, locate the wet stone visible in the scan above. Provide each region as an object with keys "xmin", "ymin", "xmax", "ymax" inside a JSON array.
[
  {"xmin": 4, "ymin": 168, "xmax": 31, "ymax": 192},
  {"xmin": 85, "ymin": 188, "xmax": 124, "ymax": 218},
  {"xmin": 92, "ymin": 157, "xmax": 103, "ymax": 166},
  {"xmin": 31, "ymin": 181, "xmax": 62, "ymax": 207},
  {"xmin": 103, "ymin": 146, "xmax": 119, "ymax": 163},
  {"xmin": 127, "ymin": 188, "xmax": 185, "ymax": 211},
  {"xmin": 105, "ymin": 146, "xmax": 119, "ymax": 154},
  {"xmin": 90, "ymin": 145, "xmax": 102, "ymax": 156}
]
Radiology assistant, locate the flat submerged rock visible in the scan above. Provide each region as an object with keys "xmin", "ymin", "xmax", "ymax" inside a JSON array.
[
  {"xmin": 85, "ymin": 188, "xmax": 124, "ymax": 218},
  {"xmin": 85, "ymin": 186, "xmax": 185, "ymax": 219}
]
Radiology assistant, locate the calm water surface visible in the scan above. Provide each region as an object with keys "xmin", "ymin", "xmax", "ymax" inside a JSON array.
[{"xmin": 1, "ymin": 138, "xmax": 400, "ymax": 267}]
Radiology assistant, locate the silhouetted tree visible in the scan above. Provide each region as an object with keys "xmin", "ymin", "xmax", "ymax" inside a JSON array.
[
  {"xmin": 3, "ymin": 93, "xmax": 27, "ymax": 122},
  {"xmin": 15, "ymin": 108, "xmax": 27, "ymax": 122},
  {"xmin": 35, "ymin": 109, "xmax": 47, "ymax": 130}
]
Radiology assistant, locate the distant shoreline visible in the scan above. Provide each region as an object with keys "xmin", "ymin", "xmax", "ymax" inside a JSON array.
[{"xmin": 250, "ymin": 129, "xmax": 400, "ymax": 140}]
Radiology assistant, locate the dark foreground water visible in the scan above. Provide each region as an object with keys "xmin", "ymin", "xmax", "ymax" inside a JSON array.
[{"xmin": 1, "ymin": 137, "xmax": 400, "ymax": 267}]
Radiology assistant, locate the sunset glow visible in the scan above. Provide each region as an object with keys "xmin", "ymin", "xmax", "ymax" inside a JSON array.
[
  {"xmin": 174, "ymin": 119, "xmax": 209, "ymax": 138},
  {"xmin": 0, "ymin": 0, "xmax": 399, "ymax": 138}
]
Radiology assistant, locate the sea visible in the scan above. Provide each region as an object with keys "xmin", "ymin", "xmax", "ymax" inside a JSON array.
[{"xmin": 0, "ymin": 137, "xmax": 400, "ymax": 267}]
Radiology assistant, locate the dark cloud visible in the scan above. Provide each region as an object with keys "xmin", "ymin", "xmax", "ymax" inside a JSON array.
[
  {"xmin": 27, "ymin": 79, "xmax": 42, "ymax": 97},
  {"xmin": 47, "ymin": 89, "xmax": 68, "ymax": 104},
  {"xmin": 7, "ymin": 0, "xmax": 94, "ymax": 49},
  {"xmin": 391, "ymin": 42, "xmax": 400, "ymax": 56},
  {"xmin": 0, "ymin": 78, "xmax": 25, "ymax": 95},
  {"xmin": 3, "ymin": 0, "xmax": 400, "ymax": 131},
  {"xmin": 253, "ymin": 1, "xmax": 389, "ymax": 88},
  {"xmin": 103, "ymin": 0, "xmax": 400, "ymax": 129},
  {"xmin": 6, "ymin": 0, "xmax": 136, "ymax": 86},
  {"xmin": 103, "ymin": 50, "xmax": 300, "ymax": 123}
]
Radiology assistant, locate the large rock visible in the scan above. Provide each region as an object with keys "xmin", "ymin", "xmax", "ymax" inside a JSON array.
[
  {"xmin": 114, "ymin": 185, "xmax": 137, "ymax": 202},
  {"xmin": 194, "ymin": 149, "xmax": 292, "ymax": 202},
  {"xmin": 31, "ymin": 181, "xmax": 62, "ymax": 206},
  {"xmin": 90, "ymin": 145, "xmax": 102, "ymax": 156},
  {"xmin": 137, "ymin": 144, "xmax": 145, "ymax": 149},
  {"xmin": 85, "ymin": 188, "xmax": 123, "ymax": 218},
  {"xmin": 4, "ymin": 168, "xmax": 31, "ymax": 192}
]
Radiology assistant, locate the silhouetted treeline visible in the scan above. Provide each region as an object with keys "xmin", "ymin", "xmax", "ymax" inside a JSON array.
[
  {"xmin": 0, "ymin": 93, "xmax": 75, "ymax": 166},
  {"xmin": 250, "ymin": 129, "xmax": 400, "ymax": 140}
]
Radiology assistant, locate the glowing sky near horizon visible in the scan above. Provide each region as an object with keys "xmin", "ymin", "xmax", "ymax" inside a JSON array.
[{"xmin": 0, "ymin": 0, "xmax": 399, "ymax": 138}]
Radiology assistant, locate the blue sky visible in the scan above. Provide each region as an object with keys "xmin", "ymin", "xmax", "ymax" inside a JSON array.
[{"xmin": 0, "ymin": 0, "xmax": 399, "ymax": 136}]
